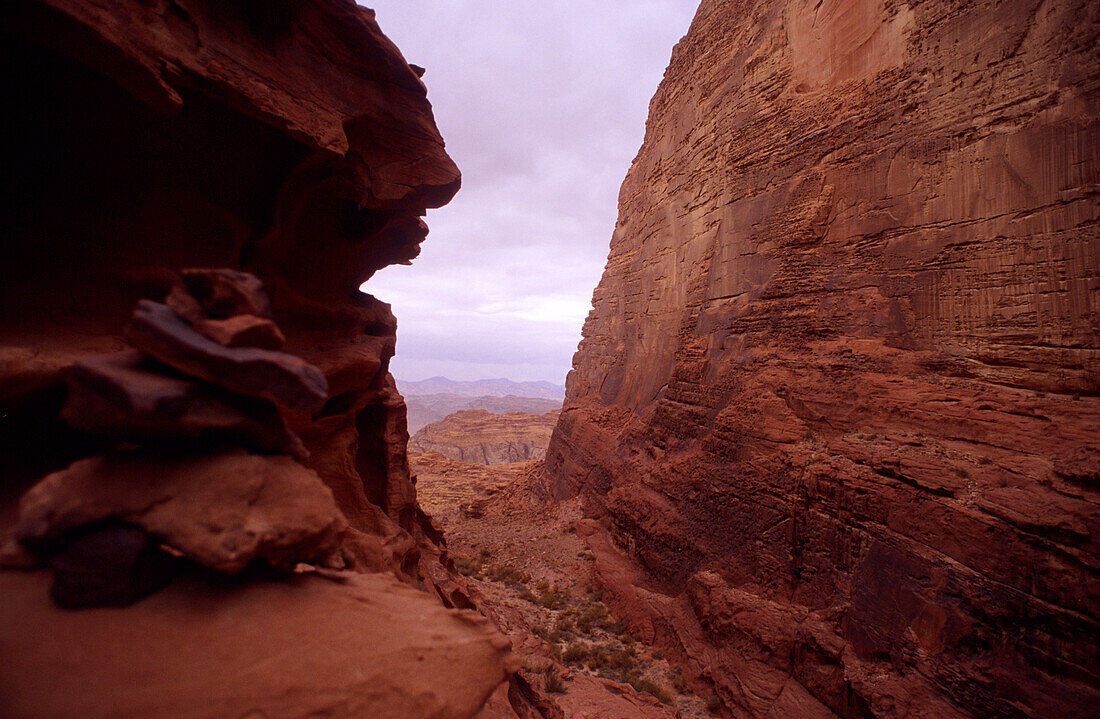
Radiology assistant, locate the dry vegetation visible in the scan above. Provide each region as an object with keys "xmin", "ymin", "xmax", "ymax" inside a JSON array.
[{"xmin": 412, "ymin": 452, "xmax": 714, "ymax": 717}]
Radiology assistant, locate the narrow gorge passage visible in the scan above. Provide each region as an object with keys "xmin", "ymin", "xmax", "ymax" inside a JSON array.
[{"xmin": 0, "ymin": 0, "xmax": 1096, "ymax": 718}]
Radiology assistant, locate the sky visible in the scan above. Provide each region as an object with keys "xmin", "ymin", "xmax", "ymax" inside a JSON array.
[{"xmin": 360, "ymin": 1, "xmax": 700, "ymax": 384}]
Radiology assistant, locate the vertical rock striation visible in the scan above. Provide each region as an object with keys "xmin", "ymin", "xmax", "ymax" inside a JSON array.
[{"xmin": 545, "ymin": 0, "xmax": 1099, "ymax": 717}]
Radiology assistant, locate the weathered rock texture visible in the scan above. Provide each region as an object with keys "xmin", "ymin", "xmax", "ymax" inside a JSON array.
[
  {"xmin": 1, "ymin": 1, "xmax": 513, "ymax": 716},
  {"xmin": 410, "ymin": 409, "xmax": 561, "ymax": 465},
  {"xmin": 545, "ymin": 1, "xmax": 1100, "ymax": 717},
  {"xmin": 1, "ymin": 0, "xmax": 454, "ymax": 581}
]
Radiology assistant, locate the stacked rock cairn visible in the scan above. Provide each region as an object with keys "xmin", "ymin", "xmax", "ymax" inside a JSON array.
[{"xmin": 8, "ymin": 270, "xmax": 348, "ymax": 608}]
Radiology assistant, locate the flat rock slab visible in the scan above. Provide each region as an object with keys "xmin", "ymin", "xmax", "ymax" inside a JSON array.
[
  {"xmin": 127, "ymin": 301, "xmax": 328, "ymax": 413},
  {"xmin": 17, "ymin": 449, "xmax": 346, "ymax": 573},
  {"xmin": 63, "ymin": 351, "xmax": 305, "ymax": 456},
  {"xmin": 0, "ymin": 570, "xmax": 514, "ymax": 719},
  {"xmin": 194, "ymin": 314, "xmax": 287, "ymax": 350}
]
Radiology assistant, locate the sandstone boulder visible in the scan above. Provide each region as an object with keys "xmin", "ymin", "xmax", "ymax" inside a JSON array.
[
  {"xmin": 48, "ymin": 522, "xmax": 177, "ymax": 609},
  {"xmin": 17, "ymin": 449, "xmax": 347, "ymax": 574}
]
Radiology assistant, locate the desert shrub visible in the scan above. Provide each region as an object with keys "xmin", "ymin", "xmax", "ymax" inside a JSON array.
[
  {"xmin": 606, "ymin": 618, "xmax": 628, "ymax": 635},
  {"xmin": 562, "ymin": 642, "xmax": 588, "ymax": 665},
  {"xmin": 554, "ymin": 614, "xmax": 575, "ymax": 634},
  {"xmin": 485, "ymin": 564, "xmax": 527, "ymax": 586},
  {"xmin": 543, "ymin": 666, "xmax": 566, "ymax": 694},
  {"xmin": 537, "ymin": 583, "xmax": 571, "ymax": 610},
  {"xmin": 577, "ymin": 603, "xmax": 609, "ymax": 633},
  {"xmin": 518, "ymin": 586, "xmax": 537, "ymax": 603},
  {"xmin": 631, "ymin": 678, "xmax": 673, "ymax": 705},
  {"xmin": 531, "ymin": 624, "xmax": 550, "ymax": 641},
  {"xmin": 670, "ymin": 666, "xmax": 689, "ymax": 693},
  {"xmin": 585, "ymin": 645, "xmax": 610, "ymax": 670},
  {"xmin": 452, "ymin": 555, "xmax": 482, "ymax": 577},
  {"xmin": 608, "ymin": 647, "xmax": 636, "ymax": 673}
]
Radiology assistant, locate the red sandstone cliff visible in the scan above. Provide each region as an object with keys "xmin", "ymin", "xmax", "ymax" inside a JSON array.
[
  {"xmin": 0, "ymin": 1, "xmax": 512, "ymax": 716},
  {"xmin": 545, "ymin": 0, "xmax": 1100, "ymax": 717}
]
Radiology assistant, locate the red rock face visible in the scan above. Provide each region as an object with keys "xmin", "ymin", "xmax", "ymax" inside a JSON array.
[
  {"xmin": 0, "ymin": 0, "xmax": 457, "ymax": 576},
  {"xmin": 545, "ymin": 0, "xmax": 1099, "ymax": 717},
  {"xmin": 0, "ymin": 3, "xmax": 518, "ymax": 715}
]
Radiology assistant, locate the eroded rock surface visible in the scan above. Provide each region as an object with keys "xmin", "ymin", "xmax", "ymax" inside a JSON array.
[
  {"xmin": 545, "ymin": 0, "xmax": 1100, "ymax": 717},
  {"xmin": 410, "ymin": 409, "xmax": 560, "ymax": 465}
]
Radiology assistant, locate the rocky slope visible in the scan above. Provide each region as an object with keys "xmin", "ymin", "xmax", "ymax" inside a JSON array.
[
  {"xmin": 545, "ymin": 1, "xmax": 1100, "ymax": 717},
  {"xmin": 0, "ymin": 1, "xmax": 512, "ymax": 716},
  {"xmin": 411, "ymin": 409, "xmax": 561, "ymax": 464},
  {"xmin": 405, "ymin": 393, "xmax": 562, "ymax": 433},
  {"xmin": 411, "ymin": 453, "xmax": 696, "ymax": 719}
]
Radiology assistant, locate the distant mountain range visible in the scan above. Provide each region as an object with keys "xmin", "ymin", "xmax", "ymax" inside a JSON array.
[
  {"xmin": 397, "ymin": 377, "xmax": 565, "ymax": 434},
  {"xmin": 397, "ymin": 377, "xmax": 565, "ymax": 401}
]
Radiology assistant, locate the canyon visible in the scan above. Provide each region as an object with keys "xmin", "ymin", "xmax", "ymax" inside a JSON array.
[
  {"xmin": 544, "ymin": 0, "xmax": 1099, "ymax": 717},
  {"xmin": 0, "ymin": 0, "xmax": 1096, "ymax": 718}
]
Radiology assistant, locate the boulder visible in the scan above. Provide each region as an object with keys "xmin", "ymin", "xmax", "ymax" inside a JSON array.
[
  {"xmin": 17, "ymin": 449, "xmax": 347, "ymax": 573},
  {"xmin": 48, "ymin": 522, "xmax": 177, "ymax": 609}
]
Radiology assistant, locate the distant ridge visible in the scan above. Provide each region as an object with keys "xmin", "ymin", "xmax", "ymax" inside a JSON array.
[{"xmin": 398, "ymin": 377, "xmax": 565, "ymax": 401}]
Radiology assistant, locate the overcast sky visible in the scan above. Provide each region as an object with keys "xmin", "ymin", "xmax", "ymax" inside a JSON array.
[{"xmin": 361, "ymin": 2, "xmax": 699, "ymax": 384}]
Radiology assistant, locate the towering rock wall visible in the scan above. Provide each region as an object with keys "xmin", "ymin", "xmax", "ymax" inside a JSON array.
[
  {"xmin": 0, "ymin": 1, "xmax": 513, "ymax": 716},
  {"xmin": 545, "ymin": 0, "xmax": 1099, "ymax": 717}
]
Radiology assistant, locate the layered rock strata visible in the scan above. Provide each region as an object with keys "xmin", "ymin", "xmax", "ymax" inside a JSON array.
[
  {"xmin": 410, "ymin": 409, "xmax": 561, "ymax": 465},
  {"xmin": 1, "ymin": 1, "xmax": 512, "ymax": 716},
  {"xmin": 546, "ymin": 1, "xmax": 1100, "ymax": 717}
]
